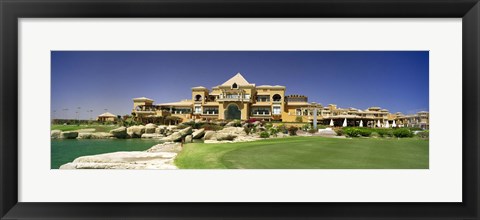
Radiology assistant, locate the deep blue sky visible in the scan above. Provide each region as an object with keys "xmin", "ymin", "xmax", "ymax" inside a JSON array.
[{"xmin": 51, "ymin": 51, "xmax": 428, "ymax": 120}]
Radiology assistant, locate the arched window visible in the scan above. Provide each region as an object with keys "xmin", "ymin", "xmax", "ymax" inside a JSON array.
[
  {"xmin": 195, "ymin": 94, "xmax": 202, "ymax": 101},
  {"xmin": 232, "ymin": 83, "xmax": 238, "ymax": 89},
  {"xmin": 272, "ymin": 94, "xmax": 282, "ymax": 102}
]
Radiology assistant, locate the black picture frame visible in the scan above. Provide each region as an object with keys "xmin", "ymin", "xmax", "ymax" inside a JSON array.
[{"xmin": 1, "ymin": 0, "xmax": 479, "ymax": 219}]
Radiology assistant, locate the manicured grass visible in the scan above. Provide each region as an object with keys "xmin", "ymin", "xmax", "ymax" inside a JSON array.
[
  {"xmin": 51, "ymin": 124, "xmax": 119, "ymax": 132},
  {"xmin": 175, "ymin": 136, "xmax": 429, "ymax": 169}
]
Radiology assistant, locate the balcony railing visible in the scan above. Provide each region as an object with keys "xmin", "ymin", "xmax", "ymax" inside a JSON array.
[
  {"xmin": 202, "ymin": 111, "xmax": 219, "ymax": 115},
  {"xmin": 218, "ymin": 94, "xmax": 252, "ymax": 102},
  {"xmin": 251, "ymin": 112, "xmax": 271, "ymax": 116}
]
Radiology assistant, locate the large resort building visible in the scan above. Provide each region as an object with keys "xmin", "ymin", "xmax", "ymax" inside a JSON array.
[{"xmin": 132, "ymin": 73, "xmax": 429, "ymax": 129}]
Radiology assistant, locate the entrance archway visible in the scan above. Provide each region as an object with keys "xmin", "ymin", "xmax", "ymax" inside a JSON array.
[{"xmin": 225, "ymin": 104, "xmax": 241, "ymax": 120}]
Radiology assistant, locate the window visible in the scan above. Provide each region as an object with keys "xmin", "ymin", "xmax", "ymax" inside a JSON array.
[
  {"xmin": 194, "ymin": 106, "xmax": 201, "ymax": 114},
  {"xmin": 252, "ymin": 107, "xmax": 270, "ymax": 115},
  {"xmin": 194, "ymin": 94, "xmax": 202, "ymax": 101},
  {"xmin": 273, "ymin": 106, "xmax": 281, "ymax": 115},
  {"xmin": 256, "ymin": 95, "xmax": 270, "ymax": 102},
  {"xmin": 232, "ymin": 83, "xmax": 238, "ymax": 89},
  {"xmin": 272, "ymin": 94, "xmax": 281, "ymax": 102},
  {"xmin": 296, "ymin": 109, "xmax": 302, "ymax": 116},
  {"xmin": 203, "ymin": 107, "xmax": 218, "ymax": 115}
]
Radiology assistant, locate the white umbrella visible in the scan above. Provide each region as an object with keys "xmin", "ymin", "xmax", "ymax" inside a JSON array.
[
  {"xmin": 385, "ymin": 120, "xmax": 390, "ymax": 128},
  {"xmin": 392, "ymin": 120, "xmax": 397, "ymax": 128},
  {"xmin": 359, "ymin": 120, "xmax": 363, "ymax": 127},
  {"xmin": 377, "ymin": 120, "xmax": 381, "ymax": 127},
  {"xmin": 342, "ymin": 118, "xmax": 347, "ymax": 127},
  {"xmin": 329, "ymin": 119, "xmax": 334, "ymax": 126}
]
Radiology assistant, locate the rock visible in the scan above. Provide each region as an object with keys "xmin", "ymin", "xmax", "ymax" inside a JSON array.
[
  {"xmin": 219, "ymin": 127, "xmax": 246, "ymax": 135},
  {"xmin": 225, "ymin": 121, "xmax": 235, "ymax": 127},
  {"xmin": 51, "ymin": 130, "xmax": 61, "ymax": 139},
  {"xmin": 318, "ymin": 128, "xmax": 337, "ymax": 137},
  {"xmin": 162, "ymin": 127, "xmax": 193, "ymax": 142},
  {"xmin": 127, "ymin": 125, "xmax": 145, "ymax": 138},
  {"xmin": 59, "ymin": 151, "xmax": 178, "ymax": 169},
  {"xmin": 73, "ymin": 128, "xmax": 96, "ymax": 133},
  {"xmin": 185, "ymin": 135, "xmax": 193, "ymax": 143},
  {"xmin": 110, "ymin": 126, "xmax": 127, "ymax": 139},
  {"xmin": 77, "ymin": 132, "xmax": 93, "ymax": 139},
  {"xmin": 145, "ymin": 123, "xmax": 157, "ymax": 134},
  {"xmin": 155, "ymin": 126, "xmax": 167, "ymax": 134},
  {"xmin": 253, "ymin": 121, "xmax": 261, "ymax": 127},
  {"xmin": 203, "ymin": 130, "xmax": 216, "ymax": 140},
  {"xmin": 77, "ymin": 132, "xmax": 114, "ymax": 139},
  {"xmin": 191, "ymin": 128, "xmax": 205, "ymax": 139},
  {"xmin": 146, "ymin": 142, "xmax": 182, "ymax": 153},
  {"xmin": 216, "ymin": 133, "xmax": 237, "ymax": 141},
  {"xmin": 61, "ymin": 131, "xmax": 78, "ymax": 139},
  {"xmin": 141, "ymin": 133, "xmax": 164, "ymax": 139}
]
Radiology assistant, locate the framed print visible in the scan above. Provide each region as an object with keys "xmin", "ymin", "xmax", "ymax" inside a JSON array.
[{"xmin": 1, "ymin": 0, "xmax": 479, "ymax": 219}]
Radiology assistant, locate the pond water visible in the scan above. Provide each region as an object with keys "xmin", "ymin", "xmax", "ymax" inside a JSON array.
[{"xmin": 51, "ymin": 139, "xmax": 162, "ymax": 169}]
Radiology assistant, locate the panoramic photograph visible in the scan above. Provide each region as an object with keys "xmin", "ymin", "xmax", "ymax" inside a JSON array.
[{"xmin": 51, "ymin": 51, "xmax": 429, "ymax": 169}]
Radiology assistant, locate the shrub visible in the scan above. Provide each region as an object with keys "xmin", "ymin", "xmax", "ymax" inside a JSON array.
[
  {"xmin": 358, "ymin": 128, "xmax": 372, "ymax": 137},
  {"xmin": 260, "ymin": 131, "xmax": 270, "ymax": 138},
  {"xmin": 407, "ymin": 127, "xmax": 423, "ymax": 131},
  {"xmin": 265, "ymin": 123, "xmax": 273, "ymax": 129},
  {"xmin": 295, "ymin": 116, "xmax": 303, "ymax": 123},
  {"xmin": 244, "ymin": 126, "xmax": 252, "ymax": 135},
  {"xmin": 343, "ymin": 127, "xmax": 360, "ymax": 137},
  {"xmin": 393, "ymin": 128, "xmax": 414, "ymax": 138},
  {"xmin": 288, "ymin": 126, "xmax": 299, "ymax": 136},
  {"xmin": 333, "ymin": 127, "xmax": 344, "ymax": 136},
  {"xmin": 232, "ymin": 120, "xmax": 242, "ymax": 127},
  {"xmin": 201, "ymin": 123, "xmax": 223, "ymax": 131},
  {"xmin": 302, "ymin": 124, "xmax": 311, "ymax": 131},
  {"xmin": 269, "ymin": 127, "xmax": 280, "ymax": 137},
  {"xmin": 247, "ymin": 118, "xmax": 259, "ymax": 124},
  {"xmin": 376, "ymin": 129, "xmax": 393, "ymax": 137},
  {"xmin": 416, "ymin": 130, "xmax": 429, "ymax": 139},
  {"xmin": 277, "ymin": 123, "xmax": 287, "ymax": 133},
  {"xmin": 308, "ymin": 128, "xmax": 317, "ymax": 134}
]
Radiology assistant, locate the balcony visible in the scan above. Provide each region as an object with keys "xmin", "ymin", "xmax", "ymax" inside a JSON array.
[
  {"xmin": 218, "ymin": 94, "xmax": 252, "ymax": 102},
  {"xmin": 251, "ymin": 112, "xmax": 271, "ymax": 116},
  {"xmin": 202, "ymin": 111, "xmax": 219, "ymax": 115}
]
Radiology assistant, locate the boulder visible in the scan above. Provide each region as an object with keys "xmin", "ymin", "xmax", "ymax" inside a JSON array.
[
  {"xmin": 127, "ymin": 125, "xmax": 145, "ymax": 138},
  {"xmin": 225, "ymin": 121, "xmax": 235, "ymax": 127},
  {"xmin": 219, "ymin": 127, "xmax": 246, "ymax": 135},
  {"xmin": 146, "ymin": 142, "xmax": 182, "ymax": 153},
  {"xmin": 216, "ymin": 133, "xmax": 237, "ymax": 141},
  {"xmin": 110, "ymin": 126, "xmax": 128, "ymax": 139},
  {"xmin": 59, "ymin": 151, "xmax": 178, "ymax": 169},
  {"xmin": 191, "ymin": 128, "xmax": 205, "ymax": 139},
  {"xmin": 61, "ymin": 131, "xmax": 78, "ymax": 139},
  {"xmin": 203, "ymin": 130, "xmax": 216, "ymax": 140},
  {"xmin": 145, "ymin": 123, "xmax": 157, "ymax": 134},
  {"xmin": 185, "ymin": 135, "xmax": 193, "ymax": 143},
  {"xmin": 77, "ymin": 132, "xmax": 93, "ymax": 139},
  {"xmin": 155, "ymin": 126, "xmax": 167, "ymax": 134},
  {"xmin": 73, "ymin": 128, "xmax": 96, "ymax": 133},
  {"xmin": 162, "ymin": 127, "xmax": 193, "ymax": 142},
  {"xmin": 51, "ymin": 130, "xmax": 61, "ymax": 139},
  {"xmin": 318, "ymin": 128, "xmax": 337, "ymax": 137},
  {"xmin": 141, "ymin": 133, "xmax": 164, "ymax": 139},
  {"xmin": 91, "ymin": 132, "xmax": 114, "ymax": 139}
]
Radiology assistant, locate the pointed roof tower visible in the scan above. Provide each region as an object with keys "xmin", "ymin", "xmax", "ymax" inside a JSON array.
[{"xmin": 221, "ymin": 73, "xmax": 253, "ymax": 86}]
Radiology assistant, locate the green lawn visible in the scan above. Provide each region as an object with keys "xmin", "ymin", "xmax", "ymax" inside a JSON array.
[
  {"xmin": 175, "ymin": 136, "xmax": 429, "ymax": 169},
  {"xmin": 51, "ymin": 124, "xmax": 119, "ymax": 132}
]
